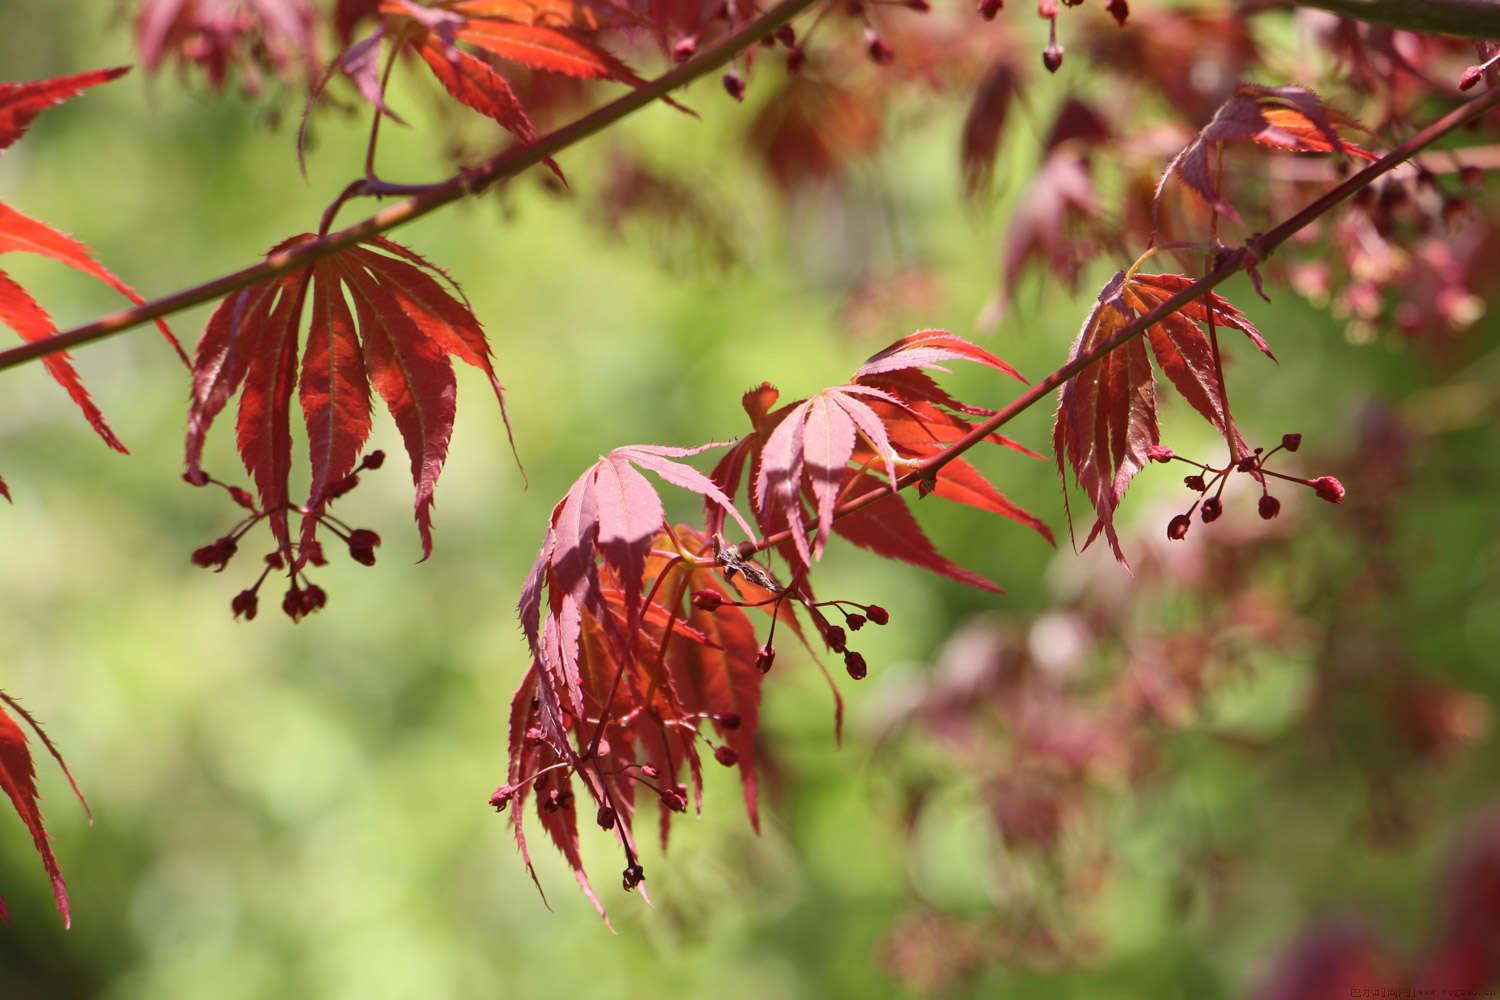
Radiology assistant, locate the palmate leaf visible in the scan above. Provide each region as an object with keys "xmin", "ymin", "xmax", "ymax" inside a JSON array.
[
  {"xmin": 0, "ymin": 68, "xmax": 183, "ymax": 498},
  {"xmin": 508, "ymin": 525, "xmax": 771, "ymax": 925},
  {"xmin": 314, "ymin": 0, "xmax": 656, "ymax": 170},
  {"xmin": 518, "ymin": 444, "xmax": 752, "ymax": 716},
  {"xmin": 1052, "ymin": 271, "xmax": 1272, "ymax": 566},
  {"xmin": 187, "ymin": 235, "xmax": 513, "ymax": 560},
  {"xmin": 1155, "ymin": 84, "xmax": 1376, "ymax": 222},
  {"xmin": 709, "ymin": 331, "xmax": 1050, "ymax": 587},
  {"xmin": 0, "ymin": 694, "xmax": 89, "ymax": 927}
]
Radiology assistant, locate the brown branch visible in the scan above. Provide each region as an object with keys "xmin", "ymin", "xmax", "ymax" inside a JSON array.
[
  {"xmin": 0, "ymin": 0, "xmax": 819, "ymax": 375},
  {"xmin": 738, "ymin": 82, "xmax": 1500, "ymax": 560},
  {"xmin": 1289, "ymin": 0, "xmax": 1500, "ymax": 38}
]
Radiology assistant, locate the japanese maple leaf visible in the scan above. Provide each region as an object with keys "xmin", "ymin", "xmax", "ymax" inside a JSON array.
[
  {"xmin": 1052, "ymin": 271, "xmax": 1272, "ymax": 565},
  {"xmin": 0, "ymin": 68, "xmax": 183, "ymax": 496},
  {"xmin": 710, "ymin": 331, "xmax": 1049, "ymax": 589},
  {"xmin": 518, "ymin": 444, "xmax": 753, "ymax": 721},
  {"xmin": 960, "ymin": 60, "xmax": 1018, "ymax": 198},
  {"xmin": 987, "ymin": 100, "xmax": 1115, "ymax": 323},
  {"xmin": 187, "ymin": 235, "xmax": 513, "ymax": 561},
  {"xmin": 313, "ymin": 0, "xmax": 656, "ymax": 166},
  {"xmin": 0, "ymin": 694, "xmax": 90, "ymax": 927},
  {"xmin": 136, "ymin": 0, "xmax": 321, "ymax": 91},
  {"xmin": 1156, "ymin": 84, "xmax": 1377, "ymax": 223},
  {"xmin": 506, "ymin": 525, "xmax": 770, "ymax": 923}
]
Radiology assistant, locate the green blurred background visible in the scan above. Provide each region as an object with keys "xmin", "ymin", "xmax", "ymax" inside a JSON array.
[{"xmin": 3, "ymin": 6, "xmax": 1500, "ymax": 998}]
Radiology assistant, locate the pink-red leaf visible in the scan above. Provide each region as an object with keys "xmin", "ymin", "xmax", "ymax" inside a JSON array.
[
  {"xmin": 832, "ymin": 472, "xmax": 1003, "ymax": 593},
  {"xmin": 0, "ymin": 695, "xmax": 88, "ymax": 928},
  {"xmin": 0, "ymin": 270, "xmax": 125, "ymax": 453},
  {"xmin": 0, "ymin": 67, "xmax": 128, "ymax": 154},
  {"xmin": 1156, "ymin": 85, "xmax": 1375, "ymax": 222},
  {"xmin": 1052, "ymin": 274, "xmax": 1158, "ymax": 566},
  {"xmin": 339, "ymin": 260, "xmax": 458, "ymax": 559}
]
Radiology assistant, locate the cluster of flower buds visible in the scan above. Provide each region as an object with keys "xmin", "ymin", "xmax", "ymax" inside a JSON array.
[
  {"xmin": 184, "ymin": 451, "xmax": 387, "ymax": 621},
  {"xmin": 1150, "ymin": 435, "xmax": 1345, "ymax": 542},
  {"xmin": 810, "ymin": 598, "xmax": 888, "ymax": 680}
]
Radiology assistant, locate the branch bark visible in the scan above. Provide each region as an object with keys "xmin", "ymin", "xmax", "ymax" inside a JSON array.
[
  {"xmin": 0, "ymin": 0, "xmax": 818, "ymax": 375},
  {"xmin": 1291, "ymin": 0, "xmax": 1500, "ymax": 38}
]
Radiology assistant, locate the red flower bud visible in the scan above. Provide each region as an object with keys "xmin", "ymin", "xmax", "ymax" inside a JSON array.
[
  {"xmin": 228, "ymin": 487, "xmax": 256, "ymax": 510},
  {"xmin": 847, "ymin": 614, "xmax": 866, "ymax": 631},
  {"xmin": 1185, "ymin": 474, "xmax": 1207, "ymax": 492},
  {"xmin": 1236, "ymin": 455, "xmax": 1258, "ymax": 473},
  {"xmin": 1201, "ymin": 497, "xmax": 1223, "ymax": 523},
  {"xmin": 231, "ymin": 589, "xmax": 259, "ymax": 621},
  {"xmin": 672, "ymin": 37, "xmax": 697, "ymax": 62},
  {"xmin": 824, "ymin": 625, "xmax": 847, "ymax": 653},
  {"xmin": 721, "ymin": 713, "xmax": 742, "ymax": 730},
  {"xmin": 349, "ymin": 545, "xmax": 377, "ymax": 567},
  {"xmin": 1282, "ymin": 432, "xmax": 1302, "ymax": 452},
  {"xmin": 348, "ymin": 528, "xmax": 381, "ymax": 549},
  {"xmin": 301, "ymin": 584, "xmax": 327, "ymax": 614},
  {"xmin": 282, "ymin": 586, "xmax": 304, "ymax": 621},
  {"xmin": 183, "ymin": 469, "xmax": 210, "ymax": 487},
  {"xmin": 714, "ymin": 745, "xmax": 738, "ymax": 767},
  {"xmin": 1312, "ymin": 476, "xmax": 1346, "ymax": 503},
  {"xmin": 722, "ymin": 70, "xmax": 745, "ymax": 101},
  {"xmin": 775, "ymin": 24, "xmax": 796, "ymax": 45},
  {"xmin": 1042, "ymin": 44, "xmax": 1063, "ymax": 73},
  {"xmin": 756, "ymin": 645, "xmax": 776, "ymax": 673},
  {"xmin": 1258, "ymin": 494, "xmax": 1281, "ymax": 520},
  {"xmin": 1147, "ymin": 445, "xmax": 1174, "ymax": 463},
  {"xmin": 867, "ymin": 36, "xmax": 895, "ymax": 65},
  {"xmin": 1105, "ymin": 0, "xmax": 1128, "ymax": 24},
  {"xmin": 866, "ymin": 605, "xmax": 889, "ymax": 625},
  {"xmin": 977, "ymin": 0, "xmax": 1003, "ymax": 19},
  {"xmin": 622, "ymin": 863, "xmax": 645, "ymax": 890},
  {"xmin": 662, "ymin": 788, "xmax": 688, "ymax": 812},
  {"xmin": 489, "ymin": 784, "xmax": 516, "ymax": 812},
  {"xmin": 360, "ymin": 450, "xmax": 385, "ymax": 470},
  {"xmin": 1167, "ymin": 514, "xmax": 1191, "ymax": 540},
  {"xmin": 845, "ymin": 651, "xmax": 868, "ymax": 680},
  {"xmin": 641, "ymin": 763, "xmax": 660, "ymax": 779},
  {"xmin": 596, "ymin": 805, "xmax": 616, "ymax": 829},
  {"xmin": 303, "ymin": 539, "xmax": 327, "ymax": 567},
  {"xmin": 692, "ymin": 589, "xmax": 725, "ymax": 612},
  {"xmin": 1460, "ymin": 65, "xmax": 1484, "ymax": 91}
]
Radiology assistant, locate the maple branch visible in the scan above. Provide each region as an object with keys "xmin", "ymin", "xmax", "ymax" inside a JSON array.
[
  {"xmin": 1288, "ymin": 0, "xmax": 1500, "ymax": 38},
  {"xmin": 739, "ymin": 82, "xmax": 1500, "ymax": 561},
  {"xmin": 0, "ymin": 0, "xmax": 820, "ymax": 376}
]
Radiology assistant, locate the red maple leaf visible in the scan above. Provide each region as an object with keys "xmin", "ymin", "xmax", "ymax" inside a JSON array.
[
  {"xmin": 1052, "ymin": 271, "xmax": 1272, "ymax": 565},
  {"xmin": 0, "ymin": 67, "xmax": 183, "ymax": 498},
  {"xmin": 1155, "ymin": 84, "xmax": 1377, "ymax": 223},
  {"xmin": 186, "ymin": 235, "xmax": 514, "ymax": 577},
  {"xmin": 0, "ymin": 694, "xmax": 90, "ymax": 927},
  {"xmin": 136, "ymin": 0, "xmax": 321, "ymax": 91},
  {"xmin": 508, "ymin": 517, "xmax": 771, "ymax": 922},
  {"xmin": 709, "ymin": 331, "xmax": 1049, "ymax": 587},
  {"xmin": 311, "ymin": 0, "xmax": 658, "ymax": 168}
]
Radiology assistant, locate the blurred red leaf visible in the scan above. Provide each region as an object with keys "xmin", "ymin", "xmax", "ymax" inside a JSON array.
[{"xmin": 0, "ymin": 694, "xmax": 89, "ymax": 928}]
